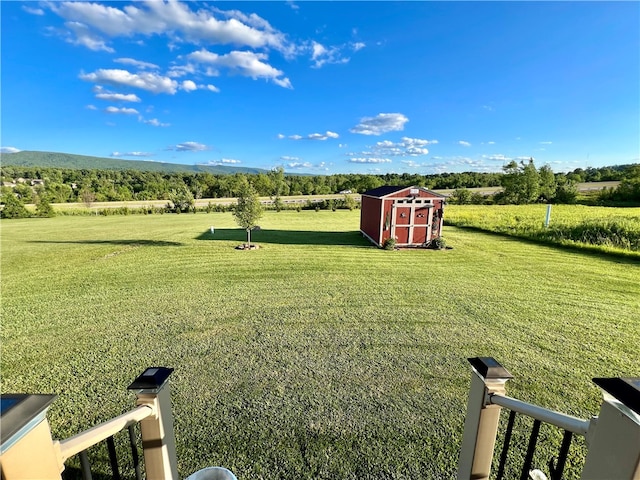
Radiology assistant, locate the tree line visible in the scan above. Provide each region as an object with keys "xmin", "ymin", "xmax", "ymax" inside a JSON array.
[
  {"xmin": 1, "ymin": 162, "xmax": 638, "ymax": 218},
  {"xmin": 0, "ymin": 166, "xmax": 508, "ymax": 204},
  {"xmin": 449, "ymin": 160, "xmax": 639, "ymax": 206}
]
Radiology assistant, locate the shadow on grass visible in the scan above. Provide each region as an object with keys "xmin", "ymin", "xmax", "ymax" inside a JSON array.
[
  {"xmin": 196, "ymin": 228, "xmax": 372, "ymax": 247},
  {"xmin": 28, "ymin": 239, "xmax": 184, "ymax": 247},
  {"xmin": 445, "ymin": 224, "xmax": 640, "ymax": 264}
]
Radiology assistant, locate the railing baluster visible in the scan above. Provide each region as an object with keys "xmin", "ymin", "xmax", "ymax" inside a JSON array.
[
  {"xmin": 496, "ymin": 410, "xmax": 517, "ymax": 480},
  {"xmin": 128, "ymin": 425, "xmax": 142, "ymax": 480},
  {"xmin": 79, "ymin": 450, "xmax": 93, "ymax": 480},
  {"xmin": 106, "ymin": 436, "xmax": 121, "ymax": 480},
  {"xmin": 549, "ymin": 430, "xmax": 573, "ymax": 480},
  {"xmin": 520, "ymin": 419, "xmax": 541, "ymax": 480}
]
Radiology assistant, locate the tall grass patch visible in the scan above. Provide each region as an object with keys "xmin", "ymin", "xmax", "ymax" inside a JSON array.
[{"xmin": 446, "ymin": 204, "xmax": 640, "ymax": 256}]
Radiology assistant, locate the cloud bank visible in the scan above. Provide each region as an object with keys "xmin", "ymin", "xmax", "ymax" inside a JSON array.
[{"xmin": 350, "ymin": 113, "xmax": 409, "ymax": 136}]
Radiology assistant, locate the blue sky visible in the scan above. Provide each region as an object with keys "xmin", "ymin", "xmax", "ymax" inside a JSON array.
[{"xmin": 2, "ymin": 1, "xmax": 639, "ymax": 175}]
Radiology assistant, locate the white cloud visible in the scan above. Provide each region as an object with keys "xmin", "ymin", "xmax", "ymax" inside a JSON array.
[
  {"xmin": 310, "ymin": 41, "xmax": 350, "ymax": 68},
  {"xmin": 281, "ymin": 131, "xmax": 339, "ymax": 141},
  {"xmin": 201, "ymin": 158, "xmax": 241, "ymax": 166},
  {"xmin": 96, "ymin": 92, "xmax": 141, "ymax": 102},
  {"xmin": 401, "ymin": 160, "xmax": 421, "ymax": 168},
  {"xmin": 80, "ymin": 69, "xmax": 178, "ymax": 94},
  {"xmin": 348, "ymin": 157, "xmax": 392, "ymax": 164},
  {"xmin": 287, "ymin": 162, "xmax": 313, "ymax": 169},
  {"xmin": 180, "ymin": 81, "xmax": 220, "ymax": 92},
  {"xmin": 1, "ymin": 147, "xmax": 21, "ymax": 154},
  {"xmin": 350, "ymin": 113, "xmax": 409, "ymax": 136},
  {"xmin": 483, "ymin": 154, "xmax": 511, "ymax": 162},
  {"xmin": 458, "ymin": 141, "xmax": 471, "ymax": 147},
  {"xmin": 49, "ymin": 1, "xmax": 291, "ymax": 53},
  {"xmin": 167, "ymin": 64, "xmax": 197, "ymax": 78},
  {"xmin": 170, "ymin": 142, "xmax": 209, "ymax": 152},
  {"xmin": 188, "ymin": 49, "xmax": 292, "ymax": 88},
  {"xmin": 114, "ymin": 58, "xmax": 160, "ymax": 70},
  {"xmin": 93, "ymin": 86, "xmax": 141, "ymax": 103},
  {"xmin": 105, "ymin": 106, "xmax": 139, "ymax": 115},
  {"xmin": 22, "ymin": 6, "xmax": 44, "ymax": 15},
  {"xmin": 368, "ymin": 136, "xmax": 436, "ymax": 157},
  {"xmin": 539, "ymin": 141, "xmax": 553, "ymax": 145},
  {"xmin": 487, "ymin": 141, "xmax": 495, "ymax": 145},
  {"xmin": 312, "ymin": 41, "xmax": 327, "ymax": 59},
  {"xmin": 111, "ymin": 151, "xmax": 153, "ymax": 157},
  {"xmin": 405, "ymin": 147, "xmax": 430, "ymax": 155},
  {"xmin": 139, "ymin": 117, "xmax": 170, "ymax": 127},
  {"xmin": 64, "ymin": 21, "xmax": 114, "ymax": 52},
  {"xmin": 352, "ymin": 42, "xmax": 366, "ymax": 51},
  {"xmin": 86, "ymin": 104, "xmax": 97, "ymax": 110},
  {"xmin": 181, "ymin": 80, "xmax": 198, "ymax": 92},
  {"xmin": 480, "ymin": 154, "xmax": 533, "ymax": 163},
  {"xmin": 280, "ymin": 156, "xmax": 300, "ymax": 161},
  {"xmin": 402, "ymin": 136, "xmax": 438, "ymax": 147},
  {"xmin": 426, "ymin": 156, "xmax": 499, "ymax": 174},
  {"xmin": 286, "ymin": 1, "xmax": 300, "ymax": 11}
]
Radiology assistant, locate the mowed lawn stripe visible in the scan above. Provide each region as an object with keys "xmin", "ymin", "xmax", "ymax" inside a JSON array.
[{"xmin": 1, "ymin": 211, "xmax": 638, "ymax": 478}]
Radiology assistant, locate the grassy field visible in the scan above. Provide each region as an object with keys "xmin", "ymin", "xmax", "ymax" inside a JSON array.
[
  {"xmin": 1, "ymin": 210, "xmax": 639, "ymax": 479},
  {"xmin": 446, "ymin": 204, "xmax": 640, "ymax": 257}
]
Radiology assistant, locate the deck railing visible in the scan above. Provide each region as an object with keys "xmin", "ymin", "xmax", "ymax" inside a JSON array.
[
  {"xmin": 60, "ymin": 405, "xmax": 152, "ymax": 480},
  {"xmin": 3, "ymin": 359, "xmax": 638, "ymax": 479},
  {"xmin": 458, "ymin": 357, "xmax": 640, "ymax": 480},
  {"xmin": 0, "ymin": 367, "xmax": 178, "ymax": 480}
]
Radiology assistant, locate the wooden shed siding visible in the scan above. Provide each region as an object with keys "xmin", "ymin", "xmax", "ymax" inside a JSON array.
[{"xmin": 360, "ymin": 196, "xmax": 383, "ymax": 245}]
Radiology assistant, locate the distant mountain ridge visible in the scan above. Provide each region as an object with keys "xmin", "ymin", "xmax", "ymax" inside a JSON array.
[{"xmin": 1, "ymin": 150, "xmax": 270, "ymax": 175}]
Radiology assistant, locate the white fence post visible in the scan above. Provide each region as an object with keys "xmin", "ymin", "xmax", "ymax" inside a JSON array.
[
  {"xmin": 128, "ymin": 367, "xmax": 178, "ymax": 480},
  {"xmin": 581, "ymin": 377, "xmax": 640, "ymax": 479},
  {"xmin": 457, "ymin": 357, "xmax": 513, "ymax": 480}
]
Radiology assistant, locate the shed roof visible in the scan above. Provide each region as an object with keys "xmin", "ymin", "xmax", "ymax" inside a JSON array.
[{"xmin": 361, "ymin": 185, "xmax": 446, "ymax": 198}]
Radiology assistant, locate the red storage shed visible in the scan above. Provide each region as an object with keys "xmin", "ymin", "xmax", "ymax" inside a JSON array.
[{"xmin": 360, "ymin": 185, "xmax": 446, "ymax": 247}]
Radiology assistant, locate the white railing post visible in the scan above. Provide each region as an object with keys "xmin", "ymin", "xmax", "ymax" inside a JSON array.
[
  {"xmin": 128, "ymin": 367, "xmax": 178, "ymax": 480},
  {"xmin": 457, "ymin": 357, "xmax": 513, "ymax": 480},
  {"xmin": 0, "ymin": 394, "xmax": 63, "ymax": 479},
  {"xmin": 581, "ymin": 377, "xmax": 640, "ymax": 479}
]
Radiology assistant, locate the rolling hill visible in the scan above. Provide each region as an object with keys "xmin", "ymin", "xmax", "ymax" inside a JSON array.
[{"xmin": 0, "ymin": 150, "xmax": 270, "ymax": 175}]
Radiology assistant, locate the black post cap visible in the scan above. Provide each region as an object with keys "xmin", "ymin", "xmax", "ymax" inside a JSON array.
[
  {"xmin": 468, "ymin": 357, "xmax": 513, "ymax": 380},
  {"xmin": 593, "ymin": 377, "xmax": 640, "ymax": 416},
  {"xmin": 128, "ymin": 367, "xmax": 174, "ymax": 391}
]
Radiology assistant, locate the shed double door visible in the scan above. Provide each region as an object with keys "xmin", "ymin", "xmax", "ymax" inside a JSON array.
[{"xmin": 390, "ymin": 200, "xmax": 432, "ymax": 245}]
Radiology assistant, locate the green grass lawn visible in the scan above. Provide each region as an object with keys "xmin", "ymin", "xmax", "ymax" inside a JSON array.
[{"xmin": 1, "ymin": 210, "xmax": 638, "ymax": 479}]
